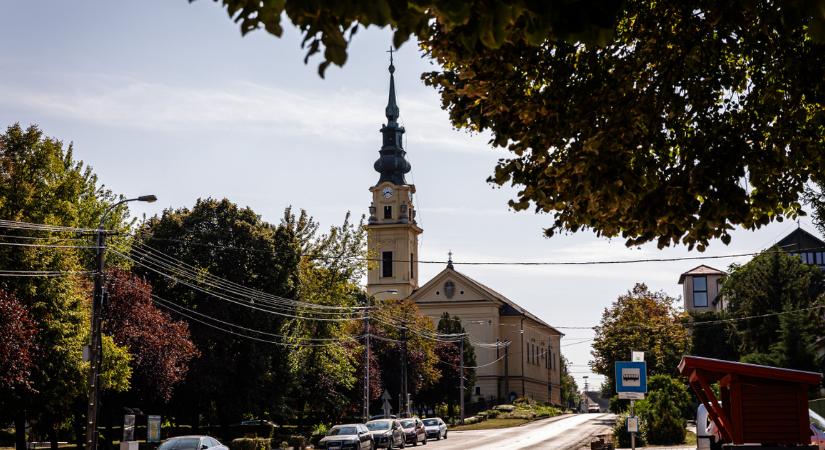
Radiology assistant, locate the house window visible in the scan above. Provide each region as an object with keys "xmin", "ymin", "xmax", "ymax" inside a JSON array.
[
  {"xmin": 475, "ymin": 386, "xmax": 481, "ymax": 395},
  {"xmin": 693, "ymin": 276, "xmax": 708, "ymax": 307},
  {"xmin": 410, "ymin": 253, "xmax": 414, "ymax": 279},
  {"xmin": 382, "ymin": 251, "xmax": 393, "ymax": 277},
  {"xmin": 383, "ymin": 205, "xmax": 392, "ymax": 219}
]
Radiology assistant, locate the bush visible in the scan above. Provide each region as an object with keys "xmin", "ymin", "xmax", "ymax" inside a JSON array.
[
  {"xmin": 482, "ymin": 409, "xmax": 500, "ymax": 419},
  {"xmin": 227, "ymin": 423, "xmax": 275, "ymax": 440},
  {"xmin": 493, "ymin": 404, "xmax": 515, "ymax": 412},
  {"xmin": 230, "ymin": 438, "xmax": 271, "ymax": 450},
  {"xmin": 613, "ymin": 414, "xmax": 645, "ymax": 448},
  {"xmin": 637, "ymin": 374, "xmax": 689, "ymax": 445},
  {"xmin": 0, "ymin": 428, "xmax": 15, "ymax": 446}
]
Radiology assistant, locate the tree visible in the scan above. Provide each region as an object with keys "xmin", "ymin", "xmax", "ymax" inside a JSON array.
[
  {"xmin": 370, "ymin": 299, "xmax": 440, "ymax": 415},
  {"xmin": 201, "ymin": 1, "xmax": 825, "ymax": 249},
  {"xmin": 0, "ymin": 289, "xmax": 37, "ymax": 450},
  {"xmin": 721, "ymin": 249, "xmax": 824, "ymax": 369},
  {"xmin": 0, "ymin": 123, "xmax": 132, "ymax": 449},
  {"xmin": 280, "ymin": 208, "xmax": 368, "ymax": 423},
  {"xmin": 559, "ymin": 356, "xmax": 579, "ymax": 410},
  {"xmin": 135, "ymin": 198, "xmax": 301, "ymax": 426},
  {"xmin": 688, "ymin": 311, "xmax": 740, "ymax": 362},
  {"xmin": 635, "ymin": 374, "xmax": 690, "ymax": 445},
  {"xmin": 590, "ymin": 283, "xmax": 691, "ymax": 393},
  {"xmin": 417, "ymin": 313, "xmax": 476, "ymax": 419},
  {"xmin": 102, "ymin": 268, "xmax": 198, "ymax": 405}
]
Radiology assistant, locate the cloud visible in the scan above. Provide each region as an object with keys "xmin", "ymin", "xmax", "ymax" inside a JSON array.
[{"xmin": 0, "ymin": 71, "xmax": 492, "ymax": 153}]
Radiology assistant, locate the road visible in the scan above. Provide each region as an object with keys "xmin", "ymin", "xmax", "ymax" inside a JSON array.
[{"xmin": 424, "ymin": 413, "xmax": 615, "ymax": 450}]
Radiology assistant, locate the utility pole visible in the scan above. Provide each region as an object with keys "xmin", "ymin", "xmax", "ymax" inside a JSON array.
[
  {"xmin": 84, "ymin": 228, "xmax": 106, "ymax": 450},
  {"xmin": 363, "ymin": 300, "xmax": 370, "ymax": 422},
  {"xmin": 401, "ymin": 326, "xmax": 408, "ymax": 418},
  {"xmin": 85, "ymin": 195, "xmax": 156, "ymax": 450},
  {"xmin": 503, "ymin": 341, "xmax": 510, "ymax": 402},
  {"xmin": 459, "ymin": 338, "xmax": 465, "ymax": 424}
]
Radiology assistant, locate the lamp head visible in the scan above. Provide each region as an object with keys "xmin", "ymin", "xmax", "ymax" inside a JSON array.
[{"xmin": 137, "ymin": 195, "xmax": 157, "ymax": 203}]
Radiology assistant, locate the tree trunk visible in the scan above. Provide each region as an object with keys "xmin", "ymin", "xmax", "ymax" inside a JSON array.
[
  {"xmin": 49, "ymin": 425, "xmax": 58, "ymax": 450},
  {"xmin": 74, "ymin": 405, "xmax": 84, "ymax": 450},
  {"xmin": 191, "ymin": 408, "xmax": 199, "ymax": 434},
  {"xmin": 14, "ymin": 409, "xmax": 26, "ymax": 450}
]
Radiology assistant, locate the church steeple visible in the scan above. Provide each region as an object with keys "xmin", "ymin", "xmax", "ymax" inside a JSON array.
[{"xmin": 374, "ymin": 47, "xmax": 410, "ymax": 186}]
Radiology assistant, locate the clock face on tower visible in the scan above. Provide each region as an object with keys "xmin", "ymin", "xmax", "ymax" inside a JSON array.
[{"xmin": 382, "ymin": 187, "xmax": 394, "ymax": 199}]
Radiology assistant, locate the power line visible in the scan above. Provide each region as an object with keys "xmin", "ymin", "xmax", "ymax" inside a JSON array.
[{"xmin": 0, "ymin": 270, "xmax": 95, "ymax": 277}]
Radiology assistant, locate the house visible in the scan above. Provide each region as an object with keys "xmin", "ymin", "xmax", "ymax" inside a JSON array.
[
  {"xmin": 776, "ymin": 227, "xmax": 825, "ymax": 270},
  {"xmin": 678, "ymin": 265, "xmax": 726, "ymax": 312},
  {"xmin": 364, "ymin": 58, "xmax": 563, "ymax": 405}
]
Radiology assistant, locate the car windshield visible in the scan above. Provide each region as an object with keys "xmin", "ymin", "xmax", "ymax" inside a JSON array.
[
  {"xmin": 159, "ymin": 438, "xmax": 200, "ymax": 450},
  {"xmin": 400, "ymin": 420, "xmax": 415, "ymax": 428},
  {"xmin": 367, "ymin": 422, "xmax": 390, "ymax": 431},
  {"xmin": 811, "ymin": 410, "xmax": 825, "ymax": 432},
  {"xmin": 329, "ymin": 426, "xmax": 357, "ymax": 436},
  {"xmin": 422, "ymin": 419, "xmax": 438, "ymax": 426}
]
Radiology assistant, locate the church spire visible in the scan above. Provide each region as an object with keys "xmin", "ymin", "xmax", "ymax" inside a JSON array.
[
  {"xmin": 385, "ymin": 47, "xmax": 400, "ymax": 125},
  {"xmin": 374, "ymin": 47, "xmax": 411, "ymax": 186}
]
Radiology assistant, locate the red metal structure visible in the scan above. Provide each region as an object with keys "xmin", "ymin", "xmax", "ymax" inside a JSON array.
[{"xmin": 679, "ymin": 356, "xmax": 822, "ymax": 447}]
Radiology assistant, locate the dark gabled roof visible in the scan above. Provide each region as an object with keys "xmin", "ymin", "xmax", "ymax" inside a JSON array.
[
  {"xmin": 678, "ymin": 264, "xmax": 726, "ymax": 284},
  {"xmin": 775, "ymin": 227, "xmax": 825, "ymax": 253},
  {"xmin": 411, "ymin": 266, "xmax": 563, "ymax": 336},
  {"xmin": 678, "ymin": 355, "xmax": 822, "ymax": 385}
]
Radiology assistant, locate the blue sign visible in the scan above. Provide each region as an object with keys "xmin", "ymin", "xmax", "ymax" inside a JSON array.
[{"xmin": 615, "ymin": 361, "xmax": 647, "ymax": 393}]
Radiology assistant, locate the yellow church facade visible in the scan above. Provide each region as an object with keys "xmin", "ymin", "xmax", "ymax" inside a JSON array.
[{"xmin": 365, "ymin": 57, "xmax": 562, "ymax": 405}]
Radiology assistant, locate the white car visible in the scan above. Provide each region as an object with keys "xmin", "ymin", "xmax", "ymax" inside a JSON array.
[
  {"xmin": 422, "ymin": 418, "xmax": 447, "ymax": 440},
  {"xmin": 810, "ymin": 409, "xmax": 825, "ymax": 450},
  {"xmin": 697, "ymin": 404, "xmax": 825, "ymax": 450},
  {"xmin": 158, "ymin": 436, "xmax": 228, "ymax": 450}
]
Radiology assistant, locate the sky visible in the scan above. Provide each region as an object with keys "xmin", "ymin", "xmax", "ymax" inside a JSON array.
[{"xmin": 1, "ymin": 0, "xmax": 820, "ymax": 392}]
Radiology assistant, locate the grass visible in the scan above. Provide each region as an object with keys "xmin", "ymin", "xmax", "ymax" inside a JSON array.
[
  {"xmin": 683, "ymin": 430, "xmax": 697, "ymax": 446},
  {"xmin": 449, "ymin": 418, "xmax": 530, "ymax": 431}
]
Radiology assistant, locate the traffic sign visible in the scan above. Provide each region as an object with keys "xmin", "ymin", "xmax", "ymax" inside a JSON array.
[
  {"xmin": 627, "ymin": 416, "xmax": 639, "ymax": 433},
  {"xmin": 615, "ymin": 361, "xmax": 647, "ymax": 393},
  {"xmin": 631, "ymin": 351, "xmax": 644, "ymax": 362}
]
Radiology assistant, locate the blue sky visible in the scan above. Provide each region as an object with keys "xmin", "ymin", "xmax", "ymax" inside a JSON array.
[{"xmin": 1, "ymin": 0, "xmax": 818, "ymax": 390}]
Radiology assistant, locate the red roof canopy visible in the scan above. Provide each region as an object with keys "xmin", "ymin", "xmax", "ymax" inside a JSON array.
[{"xmin": 678, "ymin": 355, "xmax": 822, "ymax": 385}]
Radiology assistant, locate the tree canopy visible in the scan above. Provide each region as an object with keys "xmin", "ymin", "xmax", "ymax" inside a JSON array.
[
  {"xmin": 590, "ymin": 283, "xmax": 691, "ymax": 391},
  {"xmin": 202, "ymin": 0, "xmax": 825, "ymax": 249},
  {"xmin": 720, "ymin": 249, "xmax": 824, "ymax": 371}
]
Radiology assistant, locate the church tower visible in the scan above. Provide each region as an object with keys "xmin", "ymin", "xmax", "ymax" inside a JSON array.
[{"xmin": 366, "ymin": 54, "xmax": 421, "ymax": 301}]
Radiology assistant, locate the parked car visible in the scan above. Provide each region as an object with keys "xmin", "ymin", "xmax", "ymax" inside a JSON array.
[
  {"xmin": 399, "ymin": 418, "xmax": 426, "ymax": 446},
  {"xmin": 587, "ymin": 404, "xmax": 600, "ymax": 413},
  {"xmin": 158, "ymin": 436, "xmax": 228, "ymax": 450},
  {"xmin": 421, "ymin": 418, "xmax": 447, "ymax": 440},
  {"xmin": 366, "ymin": 419, "xmax": 405, "ymax": 449},
  {"xmin": 810, "ymin": 409, "xmax": 825, "ymax": 450},
  {"xmin": 318, "ymin": 424, "xmax": 374, "ymax": 450},
  {"xmin": 697, "ymin": 404, "xmax": 825, "ymax": 450}
]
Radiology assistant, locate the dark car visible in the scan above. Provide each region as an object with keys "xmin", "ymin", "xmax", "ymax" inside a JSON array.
[
  {"xmin": 318, "ymin": 424, "xmax": 374, "ymax": 450},
  {"xmin": 421, "ymin": 418, "xmax": 447, "ymax": 441},
  {"xmin": 366, "ymin": 419, "xmax": 405, "ymax": 449},
  {"xmin": 399, "ymin": 418, "xmax": 426, "ymax": 446},
  {"xmin": 158, "ymin": 436, "xmax": 228, "ymax": 450}
]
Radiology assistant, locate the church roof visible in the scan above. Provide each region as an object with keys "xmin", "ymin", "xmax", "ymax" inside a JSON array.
[
  {"xmin": 775, "ymin": 227, "xmax": 825, "ymax": 252},
  {"xmin": 678, "ymin": 264, "xmax": 726, "ymax": 284},
  {"xmin": 373, "ymin": 48, "xmax": 411, "ymax": 186},
  {"xmin": 411, "ymin": 265, "xmax": 563, "ymax": 336}
]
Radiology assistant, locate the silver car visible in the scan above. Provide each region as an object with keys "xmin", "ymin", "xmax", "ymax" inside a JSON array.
[
  {"xmin": 158, "ymin": 436, "xmax": 228, "ymax": 450},
  {"xmin": 318, "ymin": 424, "xmax": 374, "ymax": 450},
  {"xmin": 367, "ymin": 419, "xmax": 405, "ymax": 449},
  {"xmin": 422, "ymin": 418, "xmax": 447, "ymax": 440}
]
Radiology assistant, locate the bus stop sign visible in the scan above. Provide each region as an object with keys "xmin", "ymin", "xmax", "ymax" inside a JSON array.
[{"xmin": 615, "ymin": 361, "xmax": 647, "ymax": 393}]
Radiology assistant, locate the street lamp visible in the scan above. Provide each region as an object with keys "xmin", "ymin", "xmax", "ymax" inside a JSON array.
[
  {"xmin": 86, "ymin": 195, "xmax": 157, "ymax": 450},
  {"xmin": 363, "ymin": 289, "xmax": 398, "ymax": 422}
]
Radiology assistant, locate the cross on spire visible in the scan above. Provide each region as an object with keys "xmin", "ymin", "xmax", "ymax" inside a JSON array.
[
  {"xmin": 387, "ymin": 46, "xmax": 395, "ymax": 66},
  {"xmin": 447, "ymin": 250, "xmax": 454, "ymax": 269}
]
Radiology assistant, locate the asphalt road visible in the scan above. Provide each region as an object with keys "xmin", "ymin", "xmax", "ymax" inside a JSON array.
[{"xmin": 422, "ymin": 413, "xmax": 615, "ymax": 450}]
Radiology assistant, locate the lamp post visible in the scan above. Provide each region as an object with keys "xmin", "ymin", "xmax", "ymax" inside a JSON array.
[
  {"xmin": 364, "ymin": 289, "xmax": 398, "ymax": 422},
  {"xmin": 86, "ymin": 195, "xmax": 156, "ymax": 450}
]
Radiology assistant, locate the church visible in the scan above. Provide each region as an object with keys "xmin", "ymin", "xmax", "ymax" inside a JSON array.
[{"xmin": 364, "ymin": 58, "xmax": 563, "ymax": 405}]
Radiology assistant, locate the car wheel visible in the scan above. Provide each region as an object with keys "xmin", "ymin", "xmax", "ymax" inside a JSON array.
[
  {"xmin": 388, "ymin": 441, "xmax": 393, "ymax": 450},
  {"xmin": 444, "ymin": 431, "xmax": 448, "ymax": 440}
]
